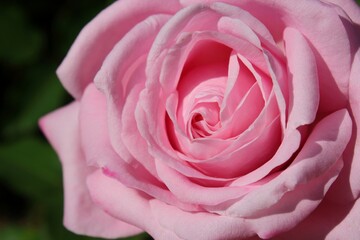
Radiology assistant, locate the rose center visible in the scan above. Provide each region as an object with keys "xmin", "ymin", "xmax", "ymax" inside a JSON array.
[{"xmin": 190, "ymin": 102, "xmax": 221, "ymax": 138}]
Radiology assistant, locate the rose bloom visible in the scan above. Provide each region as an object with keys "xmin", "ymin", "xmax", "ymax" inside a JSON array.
[{"xmin": 40, "ymin": 0, "xmax": 360, "ymax": 239}]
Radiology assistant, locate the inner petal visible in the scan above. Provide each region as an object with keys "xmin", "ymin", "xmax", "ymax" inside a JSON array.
[
  {"xmin": 190, "ymin": 102, "xmax": 221, "ymax": 138},
  {"xmin": 220, "ymin": 52, "xmax": 256, "ymax": 122},
  {"xmin": 180, "ymin": 74, "xmax": 226, "ymax": 135},
  {"xmin": 176, "ymin": 40, "xmax": 230, "ymax": 137}
]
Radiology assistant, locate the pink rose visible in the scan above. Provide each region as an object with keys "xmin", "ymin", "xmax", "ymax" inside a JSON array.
[{"xmin": 40, "ymin": 0, "xmax": 360, "ymax": 239}]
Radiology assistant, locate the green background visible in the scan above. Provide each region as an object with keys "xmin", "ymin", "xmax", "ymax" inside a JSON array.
[{"xmin": 0, "ymin": 0, "xmax": 359, "ymax": 240}]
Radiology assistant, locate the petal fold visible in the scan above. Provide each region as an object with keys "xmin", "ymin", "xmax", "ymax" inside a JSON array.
[
  {"xmin": 57, "ymin": 0, "xmax": 181, "ymax": 98},
  {"xmin": 39, "ymin": 102, "xmax": 142, "ymax": 238}
]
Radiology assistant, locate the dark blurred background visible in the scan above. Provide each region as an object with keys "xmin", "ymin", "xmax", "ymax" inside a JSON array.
[
  {"xmin": 0, "ymin": 0, "xmax": 151, "ymax": 239},
  {"xmin": 0, "ymin": 0, "xmax": 359, "ymax": 240}
]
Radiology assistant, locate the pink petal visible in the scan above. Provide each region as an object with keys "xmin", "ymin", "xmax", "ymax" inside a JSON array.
[
  {"xmin": 149, "ymin": 200, "xmax": 254, "ymax": 240},
  {"xmin": 148, "ymin": 2, "xmax": 274, "ymax": 94},
  {"xmin": 224, "ymin": 109, "xmax": 352, "ymax": 222},
  {"xmin": 146, "ymin": 4, "xmax": 219, "ymax": 80},
  {"xmin": 240, "ymin": 0, "xmax": 353, "ymax": 113},
  {"xmin": 220, "ymin": 82, "xmax": 264, "ymax": 138},
  {"xmin": 160, "ymin": 40, "xmax": 231, "ymax": 155},
  {"xmin": 323, "ymin": 0, "xmax": 360, "ymax": 25},
  {"xmin": 230, "ymin": 27, "xmax": 322, "ymax": 183},
  {"xmin": 220, "ymin": 52, "xmax": 256, "ymax": 121},
  {"xmin": 182, "ymin": 0, "xmax": 354, "ymax": 112},
  {"xmin": 94, "ymin": 14, "xmax": 171, "ymax": 96},
  {"xmin": 236, "ymin": 54, "xmax": 273, "ymax": 102},
  {"xmin": 57, "ymin": 0, "xmax": 181, "ymax": 98},
  {"xmin": 78, "ymin": 84, "xmax": 123, "ymax": 167},
  {"xmin": 312, "ymin": 198, "xmax": 360, "ymax": 239},
  {"xmin": 87, "ymin": 170, "xmax": 182, "ymax": 240},
  {"xmin": 218, "ymin": 90, "xmax": 279, "ymax": 156},
  {"xmin": 163, "ymin": 90, "xmax": 279, "ymax": 182},
  {"xmin": 180, "ymin": 2, "xmax": 278, "ymax": 49},
  {"xmin": 138, "ymin": 30, "xmax": 276, "ymax": 182},
  {"xmin": 273, "ymin": 198, "xmax": 360, "ymax": 239},
  {"xmin": 251, "ymin": 159, "xmax": 343, "ymax": 239},
  {"xmin": 218, "ymin": 109, "xmax": 352, "ymax": 237},
  {"xmin": 284, "ymin": 27, "xmax": 319, "ymax": 129},
  {"xmin": 87, "ymin": 169, "xmax": 256, "ymax": 240},
  {"xmin": 347, "ymin": 48, "xmax": 360, "ymax": 199},
  {"xmin": 39, "ymin": 103, "xmax": 142, "ymax": 238},
  {"xmin": 266, "ymin": 52, "xmax": 288, "ymax": 132},
  {"xmin": 326, "ymin": 48, "xmax": 360, "ymax": 203},
  {"xmin": 120, "ymin": 62, "xmax": 160, "ymax": 177},
  {"xmin": 79, "ymin": 84, "xmax": 198, "ymax": 212},
  {"xmin": 92, "ymin": 13, "xmax": 170, "ymax": 174},
  {"xmin": 215, "ymin": 9, "xmax": 283, "ymax": 61},
  {"xmin": 154, "ymin": 160, "xmax": 254, "ymax": 205},
  {"xmin": 230, "ymin": 129, "xmax": 301, "ymax": 186},
  {"xmin": 169, "ymin": 96, "xmax": 231, "ymax": 157},
  {"xmin": 137, "ymin": 97, "xmax": 234, "ymax": 184},
  {"xmin": 189, "ymin": 116, "xmax": 281, "ymax": 178}
]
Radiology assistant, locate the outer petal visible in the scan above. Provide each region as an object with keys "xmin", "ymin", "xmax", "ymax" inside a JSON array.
[
  {"xmin": 324, "ymin": 199, "xmax": 360, "ymax": 239},
  {"xmin": 39, "ymin": 103, "xmax": 142, "ymax": 238},
  {"xmin": 328, "ymin": 48, "xmax": 360, "ymax": 202},
  {"xmin": 79, "ymin": 84, "xmax": 199, "ymax": 212},
  {"xmin": 323, "ymin": 0, "xmax": 360, "ymax": 24},
  {"xmin": 273, "ymin": 198, "xmax": 360, "ymax": 240},
  {"xmin": 93, "ymin": 13, "xmax": 171, "ymax": 177},
  {"xmin": 348, "ymin": 48, "xmax": 360, "ymax": 199},
  {"xmin": 222, "ymin": 109, "xmax": 352, "ymax": 238},
  {"xmin": 87, "ymin": 169, "xmax": 256, "ymax": 240},
  {"xmin": 284, "ymin": 27, "xmax": 319, "ymax": 129},
  {"xmin": 57, "ymin": 0, "xmax": 181, "ymax": 98}
]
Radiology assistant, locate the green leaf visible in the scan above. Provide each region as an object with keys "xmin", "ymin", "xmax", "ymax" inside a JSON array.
[
  {"xmin": 2, "ymin": 66, "xmax": 68, "ymax": 138},
  {"xmin": 0, "ymin": 4, "xmax": 44, "ymax": 65},
  {"xmin": 0, "ymin": 225, "xmax": 49, "ymax": 240},
  {"xmin": 0, "ymin": 137, "xmax": 62, "ymax": 202}
]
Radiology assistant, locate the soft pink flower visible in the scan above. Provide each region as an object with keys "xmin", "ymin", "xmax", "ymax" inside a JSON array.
[{"xmin": 40, "ymin": 0, "xmax": 360, "ymax": 239}]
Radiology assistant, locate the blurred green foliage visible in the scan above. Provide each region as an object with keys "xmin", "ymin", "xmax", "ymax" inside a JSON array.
[
  {"xmin": 0, "ymin": 0, "xmax": 151, "ymax": 239},
  {"xmin": 0, "ymin": 0, "xmax": 359, "ymax": 240}
]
